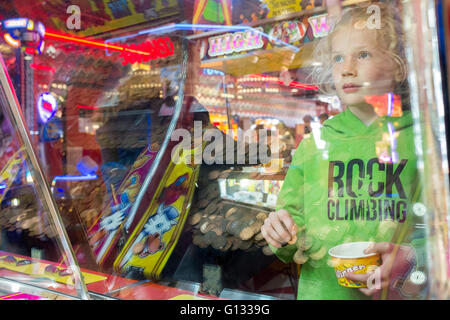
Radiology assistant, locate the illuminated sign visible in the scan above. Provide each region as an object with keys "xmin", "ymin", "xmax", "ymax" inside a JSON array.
[
  {"xmin": 204, "ymin": 13, "xmax": 330, "ymax": 59},
  {"xmin": 2, "ymin": 18, "xmax": 28, "ymax": 30},
  {"xmin": 308, "ymin": 14, "xmax": 331, "ymax": 38},
  {"xmin": 37, "ymin": 93, "xmax": 57, "ymax": 123},
  {"xmin": 45, "ymin": 31, "xmax": 175, "ymax": 66},
  {"xmin": 268, "ymin": 21, "xmax": 307, "ymax": 45},
  {"xmin": 1, "ymin": 18, "xmax": 45, "ymax": 55},
  {"xmin": 42, "ymin": 117, "xmax": 63, "ymax": 142},
  {"xmin": 208, "ymin": 27, "xmax": 264, "ymax": 57}
]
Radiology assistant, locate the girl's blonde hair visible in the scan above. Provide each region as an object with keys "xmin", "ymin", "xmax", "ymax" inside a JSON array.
[{"xmin": 311, "ymin": 1, "xmax": 408, "ymax": 99}]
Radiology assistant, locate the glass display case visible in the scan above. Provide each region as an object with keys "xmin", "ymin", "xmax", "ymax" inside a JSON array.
[{"xmin": 0, "ymin": 0, "xmax": 449, "ymax": 300}]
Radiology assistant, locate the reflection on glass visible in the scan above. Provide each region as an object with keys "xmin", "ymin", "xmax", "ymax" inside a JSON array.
[{"xmin": 0, "ymin": 0, "xmax": 448, "ymax": 301}]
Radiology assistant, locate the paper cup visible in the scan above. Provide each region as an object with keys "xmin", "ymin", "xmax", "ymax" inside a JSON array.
[
  {"xmin": 328, "ymin": 242, "xmax": 381, "ymax": 288},
  {"xmin": 263, "ymin": 158, "xmax": 284, "ymax": 173}
]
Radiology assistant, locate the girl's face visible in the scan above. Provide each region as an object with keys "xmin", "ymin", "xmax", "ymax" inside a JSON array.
[{"xmin": 331, "ymin": 23, "xmax": 398, "ymax": 107}]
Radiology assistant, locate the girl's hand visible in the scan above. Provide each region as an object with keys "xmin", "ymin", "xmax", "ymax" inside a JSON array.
[
  {"xmin": 260, "ymin": 209, "xmax": 297, "ymax": 249},
  {"xmin": 345, "ymin": 242, "xmax": 415, "ymax": 297}
]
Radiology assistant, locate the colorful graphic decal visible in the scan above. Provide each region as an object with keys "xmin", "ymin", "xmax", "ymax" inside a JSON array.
[
  {"xmin": 208, "ymin": 27, "xmax": 264, "ymax": 57},
  {"xmin": 114, "ymin": 145, "xmax": 200, "ymax": 279},
  {"xmin": 0, "ymin": 147, "xmax": 24, "ymax": 204},
  {"xmin": 87, "ymin": 146, "xmax": 157, "ymax": 268},
  {"xmin": 118, "ymin": 37, "xmax": 174, "ymax": 65}
]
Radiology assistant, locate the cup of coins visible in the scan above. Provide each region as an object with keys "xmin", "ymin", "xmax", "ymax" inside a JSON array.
[{"xmin": 328, "ymin": 242, "xmax": 381, "ymax": 288}]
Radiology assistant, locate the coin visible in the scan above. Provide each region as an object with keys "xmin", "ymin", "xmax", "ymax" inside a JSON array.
[{"xmin": 132, "ymin": 241, "xmax": 145, "ymax": 255}]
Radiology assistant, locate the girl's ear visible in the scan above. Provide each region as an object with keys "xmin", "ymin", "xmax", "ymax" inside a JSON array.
[{"xmin": 393, "ymin": 56, "xmax": 408, "ymax": 83}]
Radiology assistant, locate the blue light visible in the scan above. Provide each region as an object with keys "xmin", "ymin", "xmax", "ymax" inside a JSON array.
[
  {"xmin": 138, "ymin": 23, "xmax": 248, "ymax": 35},
  {"xmin": 387, "ymin": 92, "xmax": 394, "ymax": 117},
  {"xmin": 52, "ymin": 174, "xmax": 98, "ymax": 183},
  {"xmin": 37, "ymin": 40, "xmax": 45, "ymax": 55},
  {"xmin": 203, "ymin": 68, "xmax": 225, "ymax": 76},
  {"xmin": 37, "ymin": 22, "xmax": 45, "ymax": 38}
]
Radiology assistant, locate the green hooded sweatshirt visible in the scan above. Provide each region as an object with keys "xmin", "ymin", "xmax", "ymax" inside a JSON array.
[{"xmin": 272, "ymin": 107, "xmax": 423, "ymax": 300}]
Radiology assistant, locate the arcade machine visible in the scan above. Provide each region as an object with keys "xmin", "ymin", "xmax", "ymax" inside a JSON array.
[{"xmin": 0, "ymin": 0, "xmax": 449, "ymax": 300}]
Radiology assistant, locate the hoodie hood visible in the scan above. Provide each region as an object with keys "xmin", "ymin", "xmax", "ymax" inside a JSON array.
[{"xmin": 321, "ymin": 107, "xmax": 414, "ymax": 140}]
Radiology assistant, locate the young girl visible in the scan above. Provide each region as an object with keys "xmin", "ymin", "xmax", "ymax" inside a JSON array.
[{"xmin": 261, "ymin": 2, "xmax": 425, "ymax": 300}]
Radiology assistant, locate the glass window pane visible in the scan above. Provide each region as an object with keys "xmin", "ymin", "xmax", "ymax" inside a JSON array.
[
  {"xmin": 0, "ymin": 75, "xmax": 88, "ymax": 300},
  {"xmin": 0, "ymin": 0, "xmax": 448, "ymax": 301}
]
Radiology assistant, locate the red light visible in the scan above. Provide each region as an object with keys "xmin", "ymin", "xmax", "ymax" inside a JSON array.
[
  {"xmin": 77, "ymin": 105, "xmax": 98, "ymax": 110},
  {"xmin": 247, "ymin": 73, "xmax": 319, "ymax": 91},
  {"xmin": 30, "ymin": 64, "xmax": 55, "ymax": 73}
]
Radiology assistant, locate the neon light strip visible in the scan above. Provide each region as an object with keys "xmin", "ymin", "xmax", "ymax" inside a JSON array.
[
  {"xmin": 77, "ymin": 105, "xmax": 98, "ymax": 110},
  {"xmin": 286, "ymin": 81, "xmax": 319, "ymax": 91},
  {"xmin": 37, "ymin": 93, "xmax": 57, "ymax": 123},
  {"xmin": 247, "ymin": 73, "xmax": 319, "ymax": 91},
  {"xmin": 220, "ymin": 0, "xmax": 232, "ymax": 25},
  {"xmin": 107, "ymin": 24, "xmax": 299, "ymax": 53},
  {"xmin": 30, "ymin": 64, "xmax": 55, "ymax": 73},
  {"xmin": 52, "ymin": 174, "xmax": 97, "ymax": 182}
]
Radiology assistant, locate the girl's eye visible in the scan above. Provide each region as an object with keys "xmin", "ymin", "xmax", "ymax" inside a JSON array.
[
  {"xmin": 358, "ymin": 51, "xmax": 371, "ymax": 59},
  {"xmin": 333, "ymin": 55, "xmax": 344, "ymax": 63}
]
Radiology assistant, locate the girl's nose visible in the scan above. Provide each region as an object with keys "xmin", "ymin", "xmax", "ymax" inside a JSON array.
[{"xmin": 342, "ymin": 57, "xmax": 357, "ymax": 77}]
